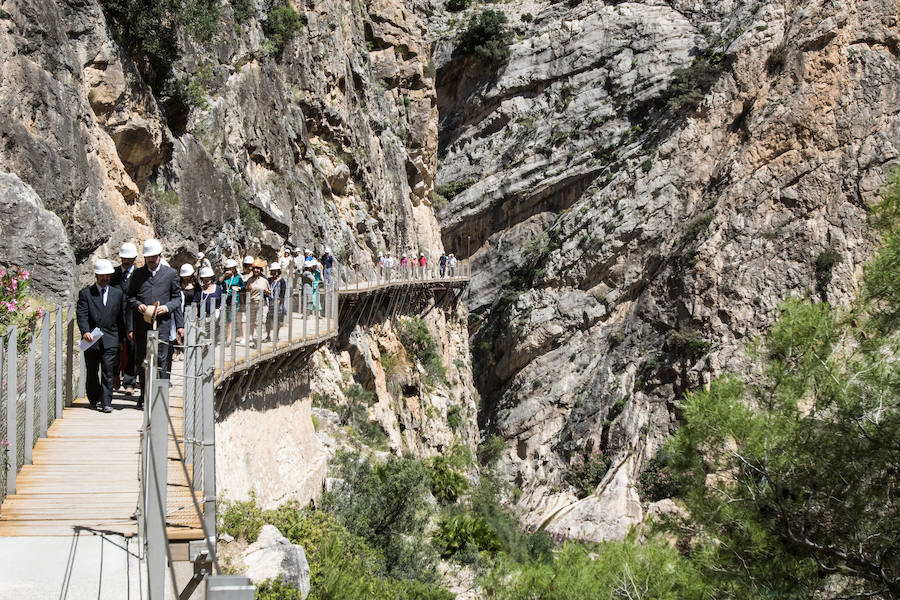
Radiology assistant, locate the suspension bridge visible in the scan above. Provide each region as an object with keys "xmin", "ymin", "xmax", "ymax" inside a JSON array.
[{"xmin": 0, "ymin": 265, "xmax": 469, "ymax": 598}]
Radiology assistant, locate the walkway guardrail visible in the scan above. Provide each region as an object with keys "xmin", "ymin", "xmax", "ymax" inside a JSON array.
[{"xmin": 0, "ymin": 306, "xmax": 82, "ymax": 506}]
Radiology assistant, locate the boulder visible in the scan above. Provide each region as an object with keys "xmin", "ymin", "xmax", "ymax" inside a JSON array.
[
  {"xmin": 0, "ymin": 173, "xmax": 75, "ymax": 301},
  {"xmin": 242, "ymin": 525, "xmax": 310, "ymax": 599}
]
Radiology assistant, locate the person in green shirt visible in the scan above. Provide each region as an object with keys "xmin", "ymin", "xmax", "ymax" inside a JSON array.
[{"xmin": 220, "ymin": 258, "xmax": 245, "ymax": 342}]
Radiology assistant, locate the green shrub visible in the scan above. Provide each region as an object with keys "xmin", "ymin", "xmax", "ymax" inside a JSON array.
[
  {"xmin": 668, "ymin": 326, "xmax": 711, "ymax": 357},
  {"xmin": 433, "ymin": 514, "xmax": 502, "ymax": 559},
  {"xmin": 447, "ymin": 405, "xmax": 462, "ymax": 431},
  {"xmin": 428, "ymin": 456, "xmax": 468, "ymax": 504},
  {"xmin": 98, "ymin": 0, "xmax": 220, "ymax": 89},
  {"xmin": 321, "ymin": 451, "xmax": 439, "ymax": 581},
  {"xmin": 263, "ymin": 5, "xmax": 305, "ymax": 56},
  {"xmin": 257, "ymin": 577, "xmax": 302, "ymax": 600},
  {"xmin": 218, "ymin": 496, "xmax": 264, "ymax": 541},
  {"xmin": 814, "ymin": 249, "xmax": 841, "ymax": 299},
  {"xmin": 665, "ymin": 48, "xmax": 730, "ymax": 112},
  {"xmin": 230, "ymin": 0, "xmax": 253, "ymax": 21},
  {"xmin": 478, "ymin": 435, "xmax": 507, "ymax": 467},
  {"xmin": 397, "ymin": 317, "xmax": 447, "ymax": 386},
  {"xmin": 637, "ymin": 452, "xmax": 693, "ymax": 502},
  {"xmin": 563, "ymin": 450, "xmax": 611, "ymax": 498},
  {"xmin": 238, "ymin": 197, "xmax": 263, "ymax": 236},
  {"xmin": 481, "ymin": 535, "xmax": 707, "ymax": 600},
  {"xmin": 456, "ymin": 9, "xmax": 514, "ymax": 63},
  {"xmin": 434, "ymin": 178, "xmax": 476, "ymax": 200},
  {"xmin": 446, "ymin": 0, "xmax": 471, "ymax": 12},
  {"xmin": 337, "ymin": 383, "xmax": 388, "ymax": 449}
]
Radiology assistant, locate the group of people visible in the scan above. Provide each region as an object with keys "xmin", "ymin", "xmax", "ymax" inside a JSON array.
[
  {"xmin": 377, "ymin": 251, "xmax": 458, "ymax": 277},
  {"xmin": 76, "ymin": 240, "xmax": 335, "ymax": 413}
]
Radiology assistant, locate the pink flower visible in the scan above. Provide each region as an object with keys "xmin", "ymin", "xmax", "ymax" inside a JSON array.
[
  {"xmin": 21, "ymin": 270, "xmax": 29, "ymax": 280},
  {"xmin": 0, "ymin": 268, "xmax": 5, "ymax": 277},
  {"xmin": 36, "ymin": 307, "xmax": 44, "ymax": 318}
]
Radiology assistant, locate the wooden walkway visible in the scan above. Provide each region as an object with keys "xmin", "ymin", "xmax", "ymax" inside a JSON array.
[{"xmin": 0, "ymin": 274, "xmax": 468, "ymax": 539}]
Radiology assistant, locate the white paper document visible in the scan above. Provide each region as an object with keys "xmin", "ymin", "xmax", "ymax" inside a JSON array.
[{"xmin": 79, "ymin": 328, "xmax": 103, "ymax": 351}]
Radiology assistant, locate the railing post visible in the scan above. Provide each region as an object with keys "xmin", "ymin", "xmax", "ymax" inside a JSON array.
[
  {"xmin": 286, "ymin": 277, "xmax": 294, "ymax": 344},
  {"xmin": 55, "ymin": 309, "xmax": 63, "ymax": 419},
  {"xmin": 271, "ymin": 289, "xmax": 278, "ymax": 351},
  {"xmin": 6, "ymin": 328, "xmax": 17, "ymax": 495},
  {"xmin": 219, "ymin": 299, "xmax": 227, "ymax": 374},
  {"xmin": 244, "ymin": 300, "xmax": 250, "ymax": 365},
  {"xmin": 146, "ymin": 336, "xmax": 168, "ymax": 600},
  {"xmin": 256, "ymin": 297, "xmax": 264, "ymax": 352},
  {"xmin": 183, "ymin": 317, "xmax": 196, "ymax": 470},
  {"xmin": 192, "ymin": 321, "xmax": 203, "ymax": 491},
  {"xmin": 315, "ymin": 285, "xmax": 320, "ymax": 339},
  {"xmin": 302, "ymin": 287, "xmax": 307, "ymax": 340},
  {"xmin": 39, "ymin": 311, "xmax": 49, "ymax": 437},
  {"xmin": 24, "ymin": 330, "xmax": 35, "ymax": 464},
  {"xmin": 65, "ymin": 307, "xmax": 74, "ymax": 407},
  {"xmin": 230, "ymin": 298, "xmax": 237, "ymax": 368},
  {"xmin": 199, "ymin": 328, "xmax": 217, "ymax": 553}
]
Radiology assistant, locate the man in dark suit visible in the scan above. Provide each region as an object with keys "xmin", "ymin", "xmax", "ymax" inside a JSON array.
[
  {"xmin": 76, "ymin": 259, "xmax": 126, "ymax": 413},
  {"xmin": 126, "ymin": 238, "xmax": 183, "ymax": 407},
  {"xmin": 110, "ymin": 242, "xmax": 138, "ymax": 395}
]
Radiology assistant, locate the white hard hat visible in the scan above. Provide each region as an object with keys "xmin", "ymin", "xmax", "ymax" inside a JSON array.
[
  {"xmin": 179, "ymin": 264, "xmax": 195, "ymax": 277},
  {"xmin": 304, "ymin": 248, "xmax": 311, "ymax": 255},
  {"xmin": 199, "ymin": 266, "xmax": 215, "ymax": 278},
  {"xmin": 378, "ymin": 252, "xmax": 383, "ymax": 257},
  {"xmin": 402, "ymin": 253, "xmax": 406, "ymax": 258},
  {"xmin": 118, "ymin": 242, "xmax": 138, "ymax": 259},
  {"xmin": 270, "ymin": 262, "xmax": 281, "ymax": 271},
  {"xmin": 294, "ymin": 248, "xmax": 302, "ymax": 255},
  {"xmin": 142, "ymin": 238, "xmax": 163, "ymax": 257},
  {"xmin": 243, "ymin": 255, "xmax": 254, "ymax": 265},
  {"xmin": 325, "ymin": 246, "xmax": 332, "ymax": 254},
  {"xmin": 198, "ymin": 252, "xmax": 205, "ymax": 259},
  {"xmin": 420, "ymin": 253, "xmax": 424, "ymax": 256},
  {"xmin": 93, "ymin": 258, "xmax": 114, "ymax": 275},
  {"xmin": 224, "ymin": 258, "xmax": 239, "ymax": 269},
  {"xmin": 386, "ymin": 251, "xmax": 391, "ymax": 255}
]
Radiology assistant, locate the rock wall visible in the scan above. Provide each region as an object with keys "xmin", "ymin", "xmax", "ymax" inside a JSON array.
[
  {"xmin": 217, "ymin": 297, "xmax": 477, "ymax": 508},
  {"xmin": 0, "ymin": 0, "xmax": 444, "ymax": 291},
  {"xmin": 430, "ymin": 0, "xmax": 900, "ymax": 540}
]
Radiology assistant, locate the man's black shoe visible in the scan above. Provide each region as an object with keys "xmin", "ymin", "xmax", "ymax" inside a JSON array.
[{"xmin": 101, "ymin": 406, "xmax": 113, "ymax": 413}]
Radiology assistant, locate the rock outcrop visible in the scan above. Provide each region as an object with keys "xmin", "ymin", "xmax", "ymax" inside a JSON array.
[
  {"xmin": 431, "ymin": 0, "xmax": 900, "ymax": 540},
  {"xmin": 242, "ymin": 524, "xmax": 311, "ymax": 599},
  {"xmin": 0, "ymin": 173, "xmax": 76, "ymax": 301}
]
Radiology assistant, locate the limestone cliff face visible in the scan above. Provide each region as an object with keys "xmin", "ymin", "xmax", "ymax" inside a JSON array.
[
  {"xmin": 216, "ymin": 299, "xmax": 477, "ymax": 509},
  {"xmin": 431, "ymin": 0, "xmax": 900, "ymax": 540},
  {"xmin": 0, "ymin": 0, "xmax": 443, "ymax": 296}
]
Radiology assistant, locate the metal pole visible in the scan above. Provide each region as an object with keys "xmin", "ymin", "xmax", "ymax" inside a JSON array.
[
  {"xmin": 271, "ymin": 288, "xmax": 279, "ymax": 351},
  {"xmin": 24, "ymin": 330, "xmax": 35, "ymax": 464},
  {"xmin": 6, "ymin": 328, "xmax": 17, "ymax": 495},
  {"xmin": 199, "ymin": 329, "xmax": 217, "ymax": 551},
  {"xmin": 219, "ymin": 299, "xmax": 227, "ymax": 374},
  {"xmin": 256, "ymin": 298, "xmax": 263, "ymax": 352},
  {"xmin": 183, "ymin": 318, "xmax": 195, "ymax": 470},
  {"xmin": 192, "ymin": 323, "xmax": 202, "ymax": 489},
  {"xmin": 146, "ymin": 345, "xmax": 168, "ymax": 600},
  {"xmin": 302, "ymin": 287, "xmax": 307, "ymax": 340},
  {"xmin": 55, "ymin": 309, "xmax": 62, "ymax": 419},
  {"xmin": 286, "ymin": 277, "xmax": 294, "ymax": 344},
  {"xmin": 65, "ymin": 308, "xmax": 74, "ymax": 407},
  {"xmin": 39, "ymin": 312, "xmax": 49, "ymax": 437},
  {"xmin": 315, "ymin": 286, "xmax": 320, "ymax": 339},
  {"xmin": 243, "ymin": 297, "xmax": 250, "ymax": 365},
  {"xmin": 230, "ymin": 298, "xmax": 237, "ymax": 368}
]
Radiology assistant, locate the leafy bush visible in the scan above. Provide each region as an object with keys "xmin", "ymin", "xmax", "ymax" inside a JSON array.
[
  {"xmin": 435, "ymin": 178, "xmax": 477, "ymax": 200},
  {"xmin": 238, "ymin": 197, "xmax": 263, "ymax": 236},
  {"xmin": 447, "ymin": 405, "xmax": 462, "ymax": 431},
  {"xmin": 637, "ymin": 452, "xmax": 693, "ymax": 502},
  {"xmin": 397, "ymin": 317, "xmax": 447, "ymax": 386},
  {"xmin": 478, "ymin": 435, "xmax": 507, "ymax": 467},
  {"xmin": 814, "ymin": 248, "xmax": 841, "ymax": 299},
  {"xmin": 230, "ymin": 0, "xmax": 253, "ymax": 21},
  {"xmin": 456, "ymin": 9, "xmax": 514, "ymax": 63},
  {"xmin": 446, "ymin": 0, "xmax": 472, "ymax": 12},
  {"xmin": 433, "ymin": 514, "xmax": 502, "ymax": 559},
  {"xmin": 481, "ymin": 535, "xmax": 708, "ymax": 600},
  {"xmin": 257, "ymin": 578, "xmax": 303, "ymax": 600},
  {"xmin": 263, "ymin": 5, "xmax": 305, "ymax": 56},
  {"xmin": 321, "ymin": 451, "xmax": 439, "ymax": 581},
  {"xmin": 668, "ymin": 326, "xmax": 711, "ymax": 357},
  {"xmin": 428, "ymin": 456, "xmax": 468, "ymax": 504},
  {"xmin": 665, "ymin": 48, "xmax": 730, "ymax": 112},
  {"xmin": 98, "ymin": 0, "xmax": 220, "ymax": 88},
  {"xmin": 339, "ymin": 383, "xmax": 388, "ymax": 449},
  {"xmin": 218, "ymin": 496, "xmax": 265, "ymax": 541},
  {"xmin": 563, "ymin": 450, "xmax": 611, "ymax": 498}
]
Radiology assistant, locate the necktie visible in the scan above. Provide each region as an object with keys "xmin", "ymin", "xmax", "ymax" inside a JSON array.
[{"xmin": 102, "ymin": 287, "xmax": 107, "ymax": 306}]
